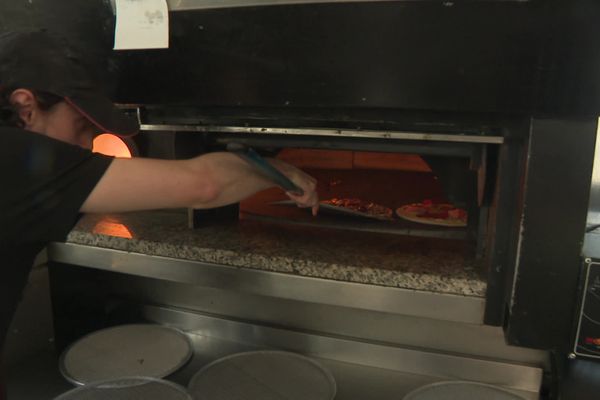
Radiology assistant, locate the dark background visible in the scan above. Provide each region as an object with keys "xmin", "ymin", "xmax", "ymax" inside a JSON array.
[{"xmin": 1, "ymin": 0, "xmax": 600, "ymax": 117}]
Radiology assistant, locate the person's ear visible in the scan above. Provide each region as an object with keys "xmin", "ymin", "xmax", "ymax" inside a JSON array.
[{"xmin": 9, "ymin": 89, "xmax": 39, "ymax": 127}]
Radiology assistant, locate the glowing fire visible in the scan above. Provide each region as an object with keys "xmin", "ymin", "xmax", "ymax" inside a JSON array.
[{"xmin": 92, "ymin": 134, "xmax": 132, "ymax": 158}]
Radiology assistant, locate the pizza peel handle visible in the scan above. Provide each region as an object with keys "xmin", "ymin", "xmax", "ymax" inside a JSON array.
[{"xmin": 227, "ymin": 143, "xmax": 304, "ymax": 196}]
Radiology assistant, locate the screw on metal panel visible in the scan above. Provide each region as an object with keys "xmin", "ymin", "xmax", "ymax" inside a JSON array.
[{"xmin": 568, "ymin": 353, "xmax": 577, "ymax": 359}]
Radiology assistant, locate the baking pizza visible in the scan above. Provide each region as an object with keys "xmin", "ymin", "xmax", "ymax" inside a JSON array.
[
  {"xmin": 396, "ymin": 199, "xmax": 467, "ymax": 227},
  {"xmin": 322, "ymin": 198, "xmax": 393, "ymax": 220}
]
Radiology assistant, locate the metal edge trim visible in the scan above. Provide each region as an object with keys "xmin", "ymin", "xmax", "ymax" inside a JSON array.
[
  {"xmin": 138, "ymin": 124, "xmax": 504, "ymax": 144},
  {"xmin": 47, "ymin": 242, "xmax": 485, "ymax": 324}
]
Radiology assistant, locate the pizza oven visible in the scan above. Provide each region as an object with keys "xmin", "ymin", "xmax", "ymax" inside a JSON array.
[
  {"xmin": 130, "ymin": 99, "xmax": 578, "ymax": 333},
  {"xmin": 42, "ymin": 103, "xmax": 597, "ymax": 398},
  {"xmin": 5, "ymin": 0, "xmax": 600, "ymax": 399}
]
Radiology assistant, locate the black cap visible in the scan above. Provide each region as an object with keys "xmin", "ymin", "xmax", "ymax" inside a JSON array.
[{"xmin": 0, "ymin": 30, "xmax": 139, "ymax": 137}]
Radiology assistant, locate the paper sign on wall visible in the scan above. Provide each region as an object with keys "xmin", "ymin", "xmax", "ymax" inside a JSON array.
[{"xmin": 114, "ymin": 0, "xmax": 169, "ymax": 50}]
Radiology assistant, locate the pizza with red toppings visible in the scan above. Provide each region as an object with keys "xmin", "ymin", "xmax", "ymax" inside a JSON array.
[
  {"xmin": 322, "ymin": 198, "xmax": 393, "ymax": 220},
  {"xmin": 396, "ymin": 199, "xmax": 467, "ymax": 227}
]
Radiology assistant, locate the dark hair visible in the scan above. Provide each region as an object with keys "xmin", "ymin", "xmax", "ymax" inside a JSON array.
[{"xmin": 0, "ymin": 87, "xmax": 63, "ymax": 127}]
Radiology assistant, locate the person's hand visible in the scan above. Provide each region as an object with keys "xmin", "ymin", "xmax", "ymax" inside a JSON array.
[{"xmin": 268, "ymin": 159, "xmax": 319, "ymax": 216}]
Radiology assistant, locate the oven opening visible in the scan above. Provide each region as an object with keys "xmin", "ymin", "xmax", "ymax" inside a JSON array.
[
  {"xmin": 239, "ymin": 148, "xmax": 484, "ymax": 247},
  {"xmin": 177, "ymin": 128, "xmax": 499, "ymax": 288}
]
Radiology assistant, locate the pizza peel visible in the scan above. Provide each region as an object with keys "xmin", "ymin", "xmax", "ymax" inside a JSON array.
[{"xmin": 270, "ymin": 199, "xmax": 394, "ymax": 221}]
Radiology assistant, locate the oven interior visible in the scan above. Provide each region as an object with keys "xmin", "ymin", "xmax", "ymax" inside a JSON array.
[
  {"xmin": 241, "ymin": 148, "xmax": 478, "ymax": 238},
  {"xmin": 163, "ymin": 127, "xmax": 500, "ymax": 267}
]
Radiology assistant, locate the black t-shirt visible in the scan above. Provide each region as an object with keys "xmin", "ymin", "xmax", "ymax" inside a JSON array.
[{"xmin": 0, "ymin": 127, "xmax": 113, "ymax": 348}]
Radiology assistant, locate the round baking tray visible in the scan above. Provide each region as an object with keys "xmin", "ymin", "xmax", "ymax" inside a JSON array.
[
  {"xmin": 53, "ymin": 376, "xmax": 192, "ymax": 400},
  {"xmin": 59, "ymin": 324, "xmax": 193, "ymax": 386},
  {"xmin": 403, "ymin": 380, "xmax": 527, "ymax": 400},
  {"xmin": 188, "ymin": 350, "xmax": 337, "ymax": 400}
]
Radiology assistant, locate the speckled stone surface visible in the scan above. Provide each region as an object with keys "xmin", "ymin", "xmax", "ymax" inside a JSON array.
[{"xmin": 65, "ymin": 210, "xmax": 486, "ymax": 297}]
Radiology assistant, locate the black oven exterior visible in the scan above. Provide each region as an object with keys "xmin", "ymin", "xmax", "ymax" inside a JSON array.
[
  {"xmin": 110, "ymin": 0, "xmax": 600, "ymax": 351},
  {"xmin": 3, "ymin": 0, "xmax": 600, "ymax": 398}
]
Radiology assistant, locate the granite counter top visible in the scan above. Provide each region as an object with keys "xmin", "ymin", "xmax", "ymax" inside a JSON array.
[{"xmin": 65, "ymin": 210, "xmax": 486, "ymax": 297}]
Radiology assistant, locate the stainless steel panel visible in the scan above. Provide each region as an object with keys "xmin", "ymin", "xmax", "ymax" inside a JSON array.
[
  {"xmin": 145, "ymin": 305, "xmax": 543, "ymax": 398},
  {"xmin": 47, "ymin": 242, "xmax": 485, "ymax": 324},
  {"xmin": 52, "ymin": 267, "xmax": 546, "ymax": 367}
]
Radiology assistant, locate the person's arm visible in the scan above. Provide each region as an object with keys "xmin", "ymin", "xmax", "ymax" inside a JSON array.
[{"xmin": 80, "ymin": 152, "xmax": 319, "ymax": 214}]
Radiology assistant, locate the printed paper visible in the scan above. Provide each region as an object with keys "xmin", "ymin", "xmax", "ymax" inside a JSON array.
[{"xmin": 114, "ymin": 0, "xmax": 169, "ymax": 50}]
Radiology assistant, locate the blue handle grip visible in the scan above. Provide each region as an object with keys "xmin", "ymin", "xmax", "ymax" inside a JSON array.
[{"xmin": 227, "ymin": 144, "xmax": 304, "ymax": 196}]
